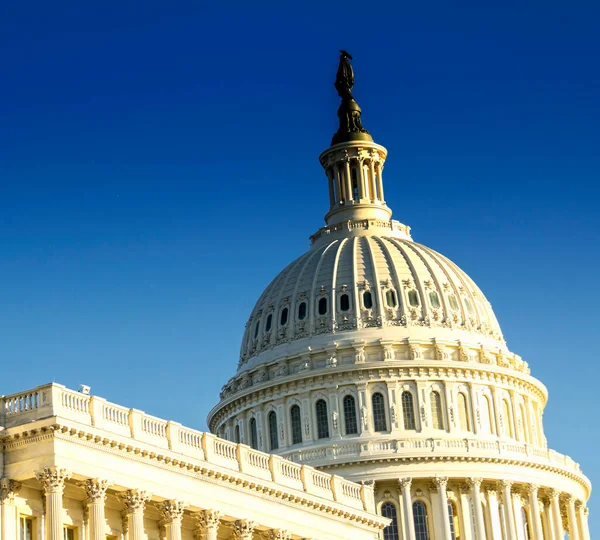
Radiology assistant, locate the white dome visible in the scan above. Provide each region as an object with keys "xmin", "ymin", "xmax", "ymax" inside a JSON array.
[{"xmin": 239, "ymin": 229, "xmax": 505, "ymax": 373}]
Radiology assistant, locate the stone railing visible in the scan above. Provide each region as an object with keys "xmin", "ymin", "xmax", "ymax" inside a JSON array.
[
  {"xmin": 0, "ymin": 383, "xmax": 373, "ymax": 513},
  {"xmin": 282, "ymin": 436, "xmax": 588, "ymax": 484}
]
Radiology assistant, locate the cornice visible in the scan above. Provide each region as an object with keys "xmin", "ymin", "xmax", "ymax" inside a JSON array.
[
  {"xmin": 1, "ymin": 421, "xmax": 385, "ymax": 531},
  {"xmin": 316, "ymin": 453, "xmax": 591, "ymax": 495}
]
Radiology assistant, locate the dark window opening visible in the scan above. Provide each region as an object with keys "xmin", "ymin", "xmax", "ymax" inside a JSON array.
[
  {"xmin": 298, "ymin": 302, "xmax": 307, "ymax": 320},
  {"xmin": 340, "ymin": 294, "xmax": 350, "ymax": 312},
  {"xmin": 280, "ymin": 307, "xmax": 289, "ymax": 326},
  {"xmin": 363, "ymin": 291, "xmax": 373, "ymax": 309},
  {"xmin": 265, "ymin": 314, "xmax": 272, "ymax": 332},
  {"xmin": 318, "ymin": 297, "xmax": 327, "ymax": 315}
]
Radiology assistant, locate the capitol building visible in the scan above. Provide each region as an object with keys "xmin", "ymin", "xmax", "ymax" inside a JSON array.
[{"xmin": 0, "ymin": 53, "xmax": 591, "ymax": 540}]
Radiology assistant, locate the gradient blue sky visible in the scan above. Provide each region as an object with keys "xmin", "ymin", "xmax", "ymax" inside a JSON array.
[{"xmin": 1, "ymin": 1, "xmax": 599, "ymax": 531}]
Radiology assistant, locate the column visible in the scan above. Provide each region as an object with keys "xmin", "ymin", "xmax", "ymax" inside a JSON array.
[
  {"xmin": 0, "ymin": 478, "xmax": 21, "ymax": 540},
  {"xmin": 548, "ymin": 489, "xmax": 563, "ymax": 540},
  {"xmin": 469, "ymin": 478, "xmax": 487, "ymax": 540},
  {"xmin": 343, "ymin": 157, "xmax": 352, "ymax": 203},
  {"xmin": 35, "ymin": 467, "xmax": 71, "ymax": 540},
  {"xmin": 376, "ymin": 162, "xmax": 384, "ymax": 201},
  {"xmin": 118, "ymin": 490, "xmax": 150, "ymax": 540},
  {"xmin": 526, "ymin": 484, "xmax": 543, "ymax": 540},
  {"xmin": 500, "ymin": 481, "xmax": 517, "ymax": 540},
  {"xmin": 193, "ymin": 510, "xmax": 221, "ymax": 540},
  {"xmin": 399, "ymin": 478, "xmax": 416, "ymax": 540},
  {"xmin": 576, "ymin": 503, "xmax": 590, "ymax": 540},
  {"xmin": 79, "ymin": 479, "xmax": 109, "ymax": 540},
  {"xmin": 368, "ymin": 159, "xmax": 376, "ymax": 201},
  {"xmin": 485, "ymin": 487, "xmax": 503, "ymax": 540},
  {"xmin": 159, "ymin": 501, "xmax": 186, "ymax": 540},
  {"xmin": 326, "ymin": 168, "xmax": 335, "ymax": 208},
  {"xmin": 232, "ymin": 520, "xmax": 255, "ymax": 540},
  {"xmin": 433, "ymin": 477, "xmax": 452, "ymax": 540},
  {"xmin": 564, "ymin": 495, "xmax": 579, "ymax": 540},
  {"xmin": 356, "ymin": 158, "xmax": 365, "ymax": 200}
]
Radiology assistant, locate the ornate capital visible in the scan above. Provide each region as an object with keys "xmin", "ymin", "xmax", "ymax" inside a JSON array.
[
  {"xmin": 468, "ymin": 478, "xmax": 483, "ymax": 490},
  {"xmin": 484, "ymin": 487, "xmax": 498, "ymax": 498},
  {"xmin": 562, "ymin": 494, "xmax": 574, "ymax": 504},
  {"xmin": 398, "ymin": 478, "xmax": 412, "ymax": 491},
  {"xmin": 499, "ymin": 480, "xmax": 513, "ymax": 491},
  {"xmin": 267, "ymin": 530, "xmax": 291, "ymax": 540},
  {"xmin": 0, "ymin": 478, "xmax": 21, "ymax": 504},
  {"xmin": 575, "ymin": 500, "xmax": 583, "ymax": 511},
  {"xmin": 118, "ymin": 489, "xmax": 150, "ymax": 513},
  {"xmin": 192, "ymin": 509, "xmax": 222, "ymax": 533},
  {"xmin": 78, "ymin": 479, "xmax": 109, "ymax": 504},
  {"xmin": 159, "ymin": 500, "xmax": 187, "ymax": 523},
  {"xmin": 35, "ymin": 467, "xmax": 71, "ymax": 494},
  {"xmin": 458, "ymin": 483, "xmax": 470, "ymax": 495},
  {"xmin": 526, "ymin": 484, "xmax": 539, "ymax": 497},
  {"xmin": 547, "ymin": 488, "xmax": 560, "ymax": 500},
  {"xmin": 433, "ymin": 477, "xmax": 448, "ymax": 491},
  {"xmin": 232, "ymin": 520, "xmax": 256, "ymax": 540}
]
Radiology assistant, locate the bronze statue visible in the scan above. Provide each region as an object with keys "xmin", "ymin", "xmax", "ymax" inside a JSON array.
[
  {"xmin": 331, "ymin": 50, "xmax": 372, "ymax": 145},
  {"xmin": 335, "ymin": 50, "xmax": 355, "ymax": 101}
]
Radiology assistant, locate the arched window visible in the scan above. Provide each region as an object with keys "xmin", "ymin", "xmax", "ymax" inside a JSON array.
[
  {"xmin": 457, "ymin": 393, "xmax": 471, "ymax": 432},
  {"xmin": 386, "ymin": 290, "xmax": 397, "ymax": 308},
  {"xmin": 280, "ymin": 307, "xmax": 288, "ymax": 326},
  {"xmin": 343, "ymin": 395, "xmax": 358, "ymax": 435},
  {"xmin": 249, "ymin": 418, "xmax": 258, "ymax": 449},
  {"xmin": 372, "ymin": 393, "xmax": 387, "ymax": 432},
  {"xmin": 408, "ymin": 290, "xmax": 420, "ymax": 307},
  {"xmin": 254, "ymin": 320, "xmax": 260, "ymax": 338},
  {"xmin": 402, "ymin": 391, "xmax": 416, "ymax": 430},
  {"xmin": 448, "ymin": 502, "xmax": 458, "ymax": 540},
  {"xmin": 351, "ymin": 168, "xmax": 359, "ymax": 201},
  {"xmin": 381, "ymin": 502, "xmax": 399, "ymax": 540},
  {"xmin": 480, "ymin": 394, "xmax": 495, "ymax": 435},
  {"xmin": 298, "ymin": 302, "xmax": 307, "ymax": 320},
  {"xmin": 340, "ymin": 294, "xmax": 350, "ymax": 311},
  {"xmin": 318, "ymin": 297, "xmax": 327, "ymax": 315},
  {"xmin": 429, "ymin": 291, "xmax": 440, "ymax": 308},
  {"xmin": 464, "ymin": 298, "xmax": 474, "ymax": 315},
  {"xmin": 363, "ymin": 291, "xmax": 373, "ymax": 309},
  {"xmin": 290, "ymin": 405, "xmax": 302, "ymax": 445},
  {"xmin": 413, "ymin": 501, "xmax": 430, "ymax": 540},
  {"xmin": 268, "ymin": 411, "xmax": 279, "ymax": 450},
  {"xmin": 519, "ymin": 403, "xmax": 527, "ymax": 442},
  {"xmin": 265, "ymin": 313, "xmax": 272, "ymax": 332},
  {"xmin": 234, "ymin": 424, "xmax": 240, "ymax": 443},
  {"xmin": 521, "ymin": 507, "xmax": 531, "ymax": 540},
  {"xmin": 502, "ymin": 399, "xmax": 513, "ymax": 438},
  {"xmin": 315, "ymin": 399, "xmax": 330, "ymax": 439},
  {"xmin": 448, "ymin": 294, "xmax": 459, "ymax": 310},
  {"xmin": 430, "ymin": 391, "xmax": 444, "ymax": 430}
]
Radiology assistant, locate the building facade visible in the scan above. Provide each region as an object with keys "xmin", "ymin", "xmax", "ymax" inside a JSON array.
[
  {"xmin": 0, "ymin": 383, "xmax": 387, "ymax": 540},
  {"xmin": 207, "ymin": 53, "xmax": 592, "ymax": 540}
]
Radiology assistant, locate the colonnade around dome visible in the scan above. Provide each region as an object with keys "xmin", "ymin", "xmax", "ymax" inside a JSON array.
[{"xmin": 372, "ymin": 477, "xmax": 590, "ymax": 540}]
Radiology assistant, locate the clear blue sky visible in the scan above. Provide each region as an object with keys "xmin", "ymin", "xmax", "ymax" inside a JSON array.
[{"xmin": 1, "ymin": 1, "xmax": 598, "ymax": 531}]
